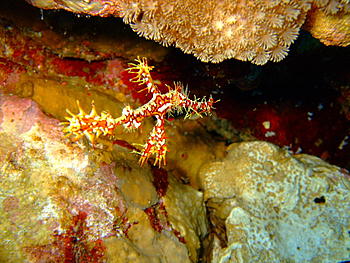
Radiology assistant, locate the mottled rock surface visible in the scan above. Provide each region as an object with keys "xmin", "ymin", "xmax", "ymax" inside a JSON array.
[
  {"xmin": 0, "ymin": 94, "xmax": 208, "ymax": 262},
  {"xmin": 1, "ymin": 94, "xmax": 349, "ymax": 262},
  {"xmin": 200, "ymin": 141, "xmax": 350, "ymax": 263}
]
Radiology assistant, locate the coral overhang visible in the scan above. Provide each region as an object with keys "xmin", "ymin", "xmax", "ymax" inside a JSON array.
[{"xmin": 25, "ymin": 0, "xmax": 350, "ymax": 65}]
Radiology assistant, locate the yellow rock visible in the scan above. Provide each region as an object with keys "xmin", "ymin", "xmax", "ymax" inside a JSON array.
[{"xmin": 0, "ymin": 94, "xmax": 208, "ymax": 262}]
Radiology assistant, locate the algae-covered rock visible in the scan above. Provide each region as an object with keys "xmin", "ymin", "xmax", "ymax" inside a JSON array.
[
  {"xmin": 0, "ymin": 94, "xmax": 207, "ymax": 262},
  {"xmin": 200, "ymin": 141, "xmax": 350, "ymax": 263},
  {"xmin": 2, "ymin": 94, "xmax": 349, "ymax": 263}
]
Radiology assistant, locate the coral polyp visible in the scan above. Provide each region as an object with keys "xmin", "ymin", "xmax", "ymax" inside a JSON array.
[{"xmin": 63, "ymin": 57, "xmax": 216, "ymax": 167}]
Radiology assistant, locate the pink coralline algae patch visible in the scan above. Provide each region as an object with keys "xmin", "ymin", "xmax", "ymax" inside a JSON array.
[
  {"xmin": 2, "ymin": 196, "xmax": 22, "ymax": 224},
  {"xmin": 0, "ymin": 95, "xmax": 59, "ymax": 134},
  {"xmin": 2, "ymin": 196, "xmax": 20, "ymax": 212},
  {"xmin": 151, "ymin": 167, "xmax": 169, "ymax": 197},
  {"xmin": 144, "ymin": 201, "xmax": 186, "ymax": 244},
  {"xmin": 11, "ymin": 44, "xmax": 46, "ymax": 70},
  {"xmin": 0, "ymin": 59, "xmax": 27, "ymax": 94},
  {"xmin": 0, "ymin": 20, "xmax": 126, "ymax": 90},
  {"xmin": 0, "ymin": 58, "xmax": 25, "ymax": 76},
  {"xmin": 105, "ymin": 59, "xmax": 127, "ymax": 84},
  {"xmin": 51, "ymin": 58, "xmax": 108, "ymax": 86},
  {"xmin": 24, "ymin": 211, "xmax": 106, "ymax": 263},
  {"xmin": 109, "ymin": 207, "xmax": 139, "ymax": 238},
  {"xmin": 54, "ymin": 211, "xmax": 106, "ymax": 263}
]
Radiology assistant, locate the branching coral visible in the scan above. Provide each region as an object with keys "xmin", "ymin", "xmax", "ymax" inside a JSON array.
[{"xmin": 62, "ymin": 57, "xmax": 216, "ymax": 166}]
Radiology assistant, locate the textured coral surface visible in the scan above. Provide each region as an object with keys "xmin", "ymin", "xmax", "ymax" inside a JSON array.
[
  {"xmin": 200, "ymin": 141, "xmax": 350, "ymax": 262},
  {"xmin": 25, "ymin": 0, "xmax": 350, "ymax": 64},
  {"xmin": 305, "ymin": 8, "xmax": 350, "ymax": 46}
]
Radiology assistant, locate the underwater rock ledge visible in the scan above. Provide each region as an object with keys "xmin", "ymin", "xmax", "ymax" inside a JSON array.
[
  {"xmin": 1, "ymin": 94, "xmax": 349, "ymax": 262},
  {"xmin": 0, "ymin": 94, "xmax": 207, "ymax": 263}
]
